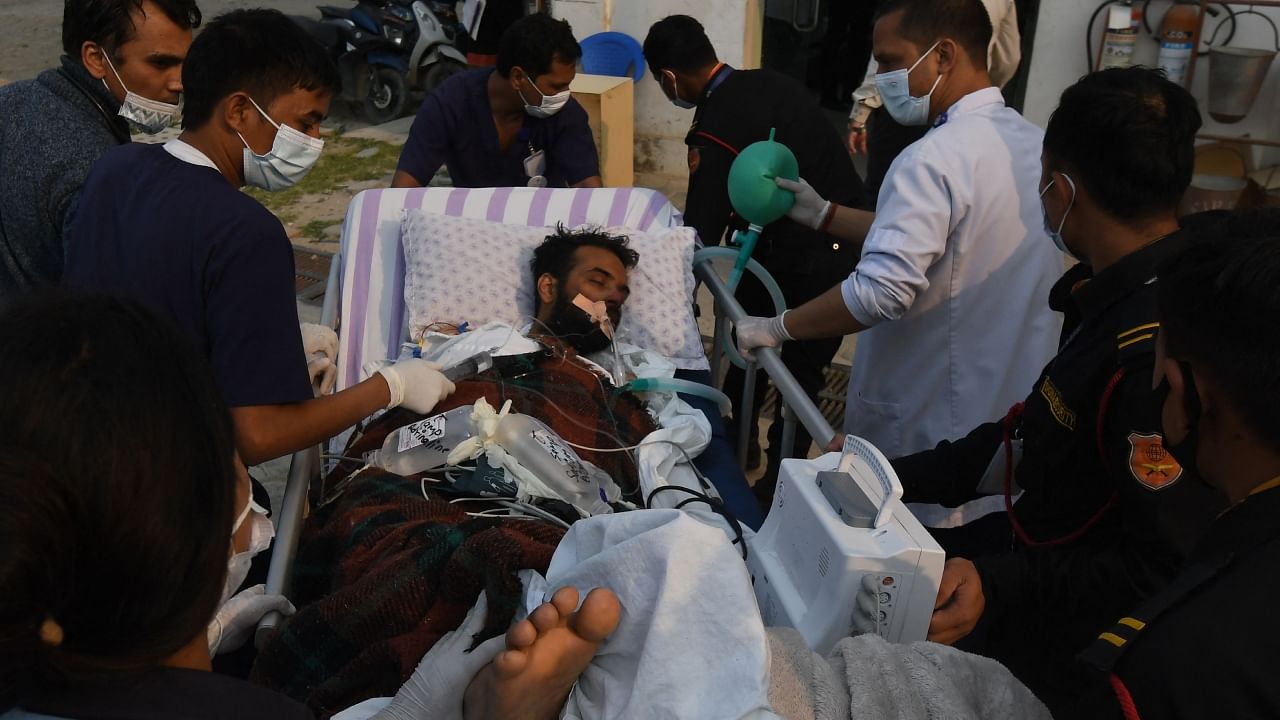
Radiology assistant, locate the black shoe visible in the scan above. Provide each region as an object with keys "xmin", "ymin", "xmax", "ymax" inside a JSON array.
[{"xmin": 746, "ymin": 440, "xmax": 762, "ymax": 471}]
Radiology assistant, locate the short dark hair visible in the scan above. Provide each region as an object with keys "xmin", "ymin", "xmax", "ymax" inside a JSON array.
[
  {"xmin": 496, "ymin": 13, "xmax": 582, "ymax": 79},
  {"xmin": 642, "ymin": 15, "xmax": 719, "ymax": 76},
  {"xmin": 874, "ymin": 0, "xmax": 992, "ymax": 67},
  {"xmin": 1159, "ymin": 214, "xmax": 1280, "ymax": 453},
  {"xmin": 182, "ymin": 8, "xmax": 339, "ymax": 129},
  {"xmin": 1044, "ymin": 67, "xmax": 1200, "ymax": 222},
  {"xmin": 0, "ymin": 294, "xmax": 237, "ymax": 708},
  {"xmin": 63, "ymin": 0, "xmax": 202, "ymax": 61},
  {"xmin": 531, "ymin": 225, "xmax": 640, "ymax": 311}
]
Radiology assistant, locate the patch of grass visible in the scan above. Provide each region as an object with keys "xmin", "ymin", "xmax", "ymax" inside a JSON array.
[
  {"xmin": 245, "ymin": 135, "xmax": 401, "ymax": 214},
  {"xmin": 300, "ymin": 219, "xmax": 335, "ymax": 239}
]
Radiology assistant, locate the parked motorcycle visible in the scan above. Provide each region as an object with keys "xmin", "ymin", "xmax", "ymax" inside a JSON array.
[{"xmin": 295, "ymin": 1, "xmax": 468, "ymax": 124}]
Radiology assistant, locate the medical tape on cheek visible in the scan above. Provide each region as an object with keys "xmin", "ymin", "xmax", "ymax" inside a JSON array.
[{"xmin": 572, "ymin": 293, "xmax": 614, "ymax": 339}]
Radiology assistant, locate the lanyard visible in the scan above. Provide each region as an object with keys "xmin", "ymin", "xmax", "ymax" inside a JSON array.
[{"xmin": 706, "ymin": 63, "xmax": 733, "ymax": 97}]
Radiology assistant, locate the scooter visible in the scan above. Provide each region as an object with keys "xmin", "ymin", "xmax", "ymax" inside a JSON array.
[{"xmin": 296, "ymin": 1, "xmax": 468, "ymax": 124}]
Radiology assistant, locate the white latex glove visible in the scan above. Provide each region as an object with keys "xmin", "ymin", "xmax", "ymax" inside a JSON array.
[
  {"xmin": 308, "ymin": 355, "xmax": 338, "ymax": 396},
  {"xmin": 378, "ymin": 358, "xmax": 456, "ymax": 413},
  {"xmin": 735, "ymin": 311, "xmax": 792, "ymax": 361},
  {"xmin": 207, "ymin": 584, "xmax": 296, "ymax": 656},
  {"xmin": 302, "ymin": 323, "xmax": 339, "ymax": 396},
  {"xmin": 775, "ymin": 177, "xmax": 831, "ymax": 230},
  {"xmin": 301, "ymin": 323, "xmax": 337, "ymax": 361},
  {"xmin": 372, "ymin": 592, "xmax": 505, "ymax": 720}
]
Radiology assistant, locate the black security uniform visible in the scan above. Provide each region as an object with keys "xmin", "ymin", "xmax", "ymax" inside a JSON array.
[
  {"xmin": 891, "ymin": 230, "xmax": 1226, "ymax": 715},
  {"xmin": 1075, "ymin": 484, "xmax": 1280, "ymax": 712},
  {"xmin": 683, "ymin": 64, "xmax": 866, "ymax": 496},
  {"xmin": 1073, "ymin": 483, "xmax": 1280, "ymax": 719}
]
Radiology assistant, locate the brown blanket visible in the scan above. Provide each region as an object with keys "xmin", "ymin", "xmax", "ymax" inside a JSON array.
[{"xmin": 251, "ymin": 343, "xmax": 658, "ymax": 716}]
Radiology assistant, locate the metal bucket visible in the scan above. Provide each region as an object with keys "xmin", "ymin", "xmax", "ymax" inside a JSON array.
[{"xmin": 1209, "ymin": 46, "xmax": 1277, "ymax": 122}]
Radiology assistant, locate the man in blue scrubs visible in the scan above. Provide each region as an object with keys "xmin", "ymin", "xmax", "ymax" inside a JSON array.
[
  {"xmin": 64, "ymin": 9, "xmax": 454, "ymax": 467},
  {"xmin": 392, "ymin": 13, "xmax": 602, "ymax": 189}
]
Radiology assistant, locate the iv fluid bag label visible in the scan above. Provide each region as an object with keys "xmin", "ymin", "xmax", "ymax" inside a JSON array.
[
  {"xmin": 531, "ymin": 428, "xmax": 592, "ymax": 485},
  {"xmin": 398, "ymin": 415, "xmax": 447, "ymax": 453}
]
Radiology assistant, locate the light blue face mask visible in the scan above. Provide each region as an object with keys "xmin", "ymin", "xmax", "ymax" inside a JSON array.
[
  {"xmin": 237, "ymin": 96, "xmax": 325, "ymax": 192},
  {"xmin": 873, "ymin": 40, "xmax": 942, "ymax": 127},
  {"xmin": 1040, "ymin": 172, "xmax": 1080, "ymax": 260},
  {"xmin": 662, "ymin": 71, "xmax": 696, "ymax": 110}
]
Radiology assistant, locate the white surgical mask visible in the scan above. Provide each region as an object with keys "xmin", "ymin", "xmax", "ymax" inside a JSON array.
[
  {"xmin": 874, "ymin": 40, "xmax": 943, "ymax": 127},
  {"xmin": 221, "ymin": 495, "xmax": 274, "ymax": 604},
  {"xmin": 1040, "ymin": 173, "xmax": 1080, "ymax": 260},
  {"xmin": 100, "ymin": 50, "xmax": 180, "ymax": 134},
  {"xmin": 518, "ymin": 70, "xmax": 571, "ymax": 119},
  {"xmin": 663, "ymin": 71, "xmax": 696, "ymax": 110},
  {"xmin": 238, "ymin": 96, "xmax": 324, "ymax": 191}
]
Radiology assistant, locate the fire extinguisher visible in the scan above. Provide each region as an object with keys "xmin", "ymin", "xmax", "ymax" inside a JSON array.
[
  {"xmin": 1093, "ymin": 1, "xmax": 1143, "ymax": 71},
  {"xmin": 1157, "ymin": 3, "xmax": 1202, "ymax": 84}
]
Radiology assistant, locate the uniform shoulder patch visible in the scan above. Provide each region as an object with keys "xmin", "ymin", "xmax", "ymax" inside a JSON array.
[
  {"xmin": 688, "ymin": 147, "xmax": 701, "ymax": 175},
  {"xmin": 1127, "ymin": 432, "xmax": 1183, "ymax": 490}
]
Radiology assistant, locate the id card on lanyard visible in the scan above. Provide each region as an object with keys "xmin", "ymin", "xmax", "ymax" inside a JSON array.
[{"xmin": 519, "ymin": 126, "xmax": 547, "ymax": 187}]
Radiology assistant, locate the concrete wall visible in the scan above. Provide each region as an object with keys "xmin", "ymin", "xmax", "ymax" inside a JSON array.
[
  {"xmin": 551, "ymin": 0, "xmax": 764, "ymax": 202},
  {"xmin": 1024, "ymin": 0, "xmax": 1280, "ymax": 167}
]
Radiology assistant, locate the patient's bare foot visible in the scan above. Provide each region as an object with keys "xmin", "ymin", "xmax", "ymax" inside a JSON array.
[{"xmin": 463, "ymin": 586, "xmax": 620, "ymax": 720}]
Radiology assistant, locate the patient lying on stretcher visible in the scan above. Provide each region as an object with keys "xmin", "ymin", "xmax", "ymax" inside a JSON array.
[{"xmin": 248, "ymin": 227, "xmax": 730, "ymax": 710}]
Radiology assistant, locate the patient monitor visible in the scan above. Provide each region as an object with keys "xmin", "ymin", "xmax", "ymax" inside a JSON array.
[{"xmin": 746, "ymin": 435, "xmax": 945, "ymax": 653}]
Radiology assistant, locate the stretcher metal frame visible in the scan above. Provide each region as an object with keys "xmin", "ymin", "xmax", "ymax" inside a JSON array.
[{"xmin": 256, "ymin": 246, "xmax": 839, "ymax": 647}]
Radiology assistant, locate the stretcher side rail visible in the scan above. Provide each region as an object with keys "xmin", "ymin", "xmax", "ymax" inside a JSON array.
[
  {"xmin": 257, "ymin": 251, "xmax": 341, "ymax": 648},
  {"xmin": 694, "ymin": 261, "xmax": 837, "ymax": 461}
]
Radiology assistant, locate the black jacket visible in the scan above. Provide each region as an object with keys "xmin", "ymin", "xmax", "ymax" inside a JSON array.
[
  {"xmin": 892, "ymin": 231, "xmax": 1226, "ymax": 710},
  {"xmin": 1076, "ymin": 484, "xmax": 1280, "ymax": 719},
  {"xmin": 682, "ymin": 66, "xmax": 865, "ymax": 284}
]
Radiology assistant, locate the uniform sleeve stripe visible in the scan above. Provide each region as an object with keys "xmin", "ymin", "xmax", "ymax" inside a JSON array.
[
  {"xmin": 1117, "ymin": 322, "xmax": 1159, "ymax": 339},
  {"xmin": 1117, "ymin": 333, "xmax": 1155, "ymax": 350},
  {"xmin": 1099, "ymin": 632, "xmax": 1127, "ymax": 647},
  {"xmin": 1118, "ymin": 617, "xmax": 1146, "ymax": 631}
]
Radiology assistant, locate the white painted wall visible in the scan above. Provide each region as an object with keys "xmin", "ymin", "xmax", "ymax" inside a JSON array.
[
  {"xmin": 551, "ymin": 0, "xmax": 761, "ymax": 195},
  {"xmin": 1024, "ymin": 0, "xmax": 1280, "ymax": 167}
]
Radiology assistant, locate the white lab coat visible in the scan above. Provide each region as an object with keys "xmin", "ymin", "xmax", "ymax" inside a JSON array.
[{"xmin": 841, "ymin": 87, "xmax": 1063, "ymax": 459}]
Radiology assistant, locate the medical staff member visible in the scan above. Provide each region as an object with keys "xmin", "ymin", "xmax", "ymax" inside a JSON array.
[
  {"xmin": 1076, "ymin": 224, "xmax": 1280, "ymax": 720},
  {"xmin": 887, "ymin": 68, "xmax": 1224, "ymax": 715},
  {"xmin": 0, "ymin": 0, "xmax": 200, "ymax": 305},
  {"xmin": 738, "ymin": 0, "xmax": 1062, "ymax": 464},
  {"xmin": 63, "ymin": 10, "xmax": 453, "ymax": 467},
  {"xmin": 847, "ymin": 0, "xmax": 1020, "ymax": 204},
  {"xmin": 642, "ymin": 15, "xmax": 867, "ymax": 500},
  {"xmin": 393, "ymin": 13, "xmax": 602, "ymax": 189}
]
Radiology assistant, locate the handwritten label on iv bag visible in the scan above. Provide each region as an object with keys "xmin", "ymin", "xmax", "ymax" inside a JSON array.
[
  {"xmin": 531, "ymin": 428, "xmax": 592, "ymax": 484},
  {"xmin": 398, "ymin": 414, "xmax": 448, "ymax": 453}
]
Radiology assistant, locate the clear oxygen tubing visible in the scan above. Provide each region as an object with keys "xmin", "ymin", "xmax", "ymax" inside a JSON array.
[
  {"xmin": 622, "ymin": 376, "xmax": 733, "ymax": 417},
  {"xmin": 693, "ymin": 246, "xmax": 788, "ymax": 371}
]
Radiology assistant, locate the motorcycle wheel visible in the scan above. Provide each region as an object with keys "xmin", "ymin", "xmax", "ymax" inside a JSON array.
[
  {"xmin": 362, "ymin": 66, "xmax": 407, "ymax": 124},
  {"xmin": 422, "ymin": 60, "xmax": 467, "ymax": 95}
]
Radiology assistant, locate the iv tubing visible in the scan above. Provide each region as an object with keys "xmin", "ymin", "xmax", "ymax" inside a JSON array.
[{"xmin": 624, "ymin": 377, "xmax": 733, "ymax": 417}]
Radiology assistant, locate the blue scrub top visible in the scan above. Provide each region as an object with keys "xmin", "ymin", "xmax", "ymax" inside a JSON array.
[
  {"xmin": 397, "ymin": 69, "xmax": 600, "ymax": 188},
  {"xmin": 63, "ymin": 143, "xmax": 314, "ymax": 409}
]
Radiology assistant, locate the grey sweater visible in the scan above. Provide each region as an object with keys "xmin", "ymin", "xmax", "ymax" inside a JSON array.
[{"xmin": 0, "ymin": 57, "xmax": 129, "ymax": 306}]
